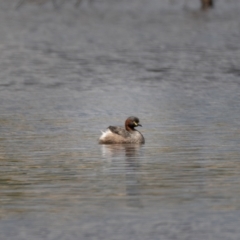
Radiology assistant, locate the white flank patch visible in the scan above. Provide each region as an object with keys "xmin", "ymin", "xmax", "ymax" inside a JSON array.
[{"xmin": 99, "ymin": 129, "xmax": 111, "ymax": 140}]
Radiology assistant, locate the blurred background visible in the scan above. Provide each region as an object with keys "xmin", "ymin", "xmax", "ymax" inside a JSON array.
[{"xmin": 0, "ymin": 0, "xmax": 240, "ymax": 239}]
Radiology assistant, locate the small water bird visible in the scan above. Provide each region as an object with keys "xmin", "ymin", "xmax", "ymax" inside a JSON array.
[{"xmin": 99, "ymin": 116, "xmax": 145, "ymax": 144}]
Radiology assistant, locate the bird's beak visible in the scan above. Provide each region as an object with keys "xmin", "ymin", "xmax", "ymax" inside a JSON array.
[{"xmin": 134, "ymin": 121, "xmax": 142, "ymax": 127}]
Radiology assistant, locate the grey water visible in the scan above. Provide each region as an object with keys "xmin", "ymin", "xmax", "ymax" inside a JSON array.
[{"xmin": 1, "ymin": 0, "xmax": 240, "ymax": 239}]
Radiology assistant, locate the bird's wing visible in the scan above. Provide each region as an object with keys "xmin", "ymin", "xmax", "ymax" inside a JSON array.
[{"xmin": 108, "ymin": 126, "xmax": 130, "ymax": 138}]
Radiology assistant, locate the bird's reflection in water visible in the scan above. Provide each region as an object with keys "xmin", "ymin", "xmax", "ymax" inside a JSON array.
[{"xmin": 101, "ymin": 144, "xmax": 143, "ymax": 208}]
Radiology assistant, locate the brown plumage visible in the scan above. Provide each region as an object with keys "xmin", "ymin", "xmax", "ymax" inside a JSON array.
[{"xmin": 99, "ymin": 116, "xmax": 145, "ymax": 144}]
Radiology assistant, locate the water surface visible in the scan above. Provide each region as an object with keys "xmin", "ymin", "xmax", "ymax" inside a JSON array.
[{"xmin": 0, "ymin": 0, "xmax": 240, "ymax": 239}]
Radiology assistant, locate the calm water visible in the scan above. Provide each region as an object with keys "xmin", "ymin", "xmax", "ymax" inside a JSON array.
[{"xmin": 1, "ymin": 0, "xmax": 240, "ymax": 239}]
